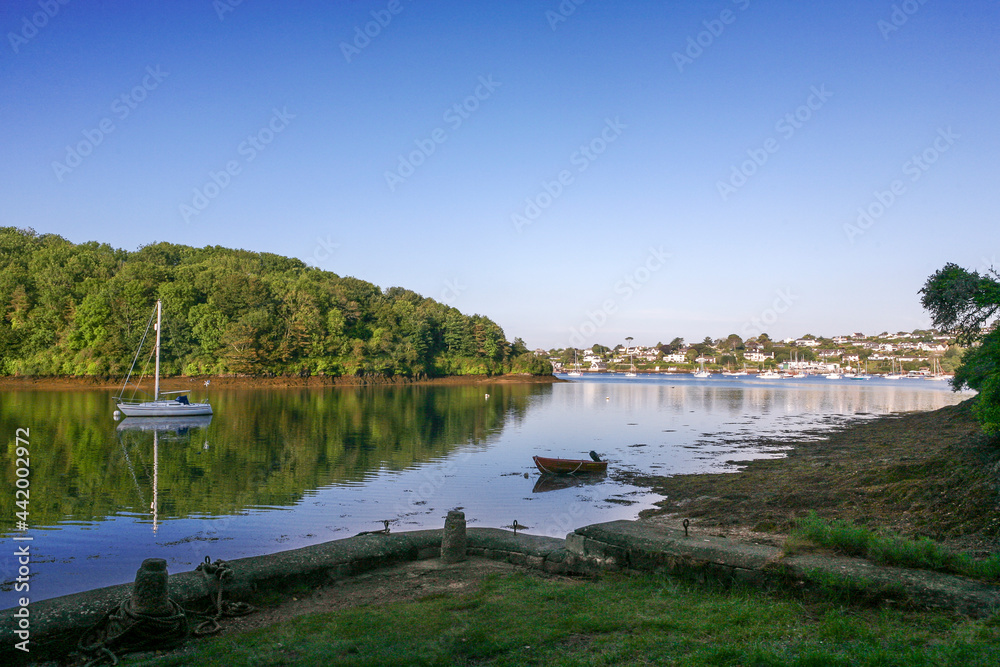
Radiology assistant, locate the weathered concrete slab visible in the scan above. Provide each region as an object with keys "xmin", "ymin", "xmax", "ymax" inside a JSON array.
[
  {"xmin": 567, "ymin": 520, "xmax": 1000, "ymax": 618},
  {"xmin": 571, "ymin": 520, "xmax": 779, "ymax": 573},
  {"xmin": 467, "ymin": 528, "xmax": 573, "ymax": 573},
  {"xmin": 4, "ymin": 519, "xmax": 999, "ymax": 666},
  {"xmin": 783, "ymin": 553, "xmax": 1000, "ymax": 617}
]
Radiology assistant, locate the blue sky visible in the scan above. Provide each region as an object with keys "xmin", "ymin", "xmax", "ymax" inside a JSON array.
[{"xmin": 2, "ymin": 0, "xmax": 997, "ymax": 349}]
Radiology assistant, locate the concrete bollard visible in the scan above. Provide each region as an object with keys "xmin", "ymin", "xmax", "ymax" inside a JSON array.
[
  {"xmin": 130, "ymin": 558, "xmax": 173, "ymax": 616},
  {"xmin": 441, "ymin": 510, "xmax": 467, "ymax": 563}
]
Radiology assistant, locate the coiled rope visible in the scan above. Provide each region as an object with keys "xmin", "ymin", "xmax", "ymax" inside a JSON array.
[
  {"xmin": 76, "ymin": 556, "xmax": 255, "ymax": 666},
  {"xmin": 191, "ymin": 556, "xmax": 255, "ymax": 636},
  {"xmin": 77, "ymin": 598, "xmax": 188, "ymax": 666}
]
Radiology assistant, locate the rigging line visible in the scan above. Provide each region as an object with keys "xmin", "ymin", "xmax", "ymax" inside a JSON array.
[
  {"xmin": 116, "ymin": 304, "xmax": 157, "ymax": 401},
  {"xmin": 128, "ymin": 344, "xmax": 158, "ymax": 402},
  {"xmin": 117, "ymin": 431, "xmax": 148, "ymax": 509}
]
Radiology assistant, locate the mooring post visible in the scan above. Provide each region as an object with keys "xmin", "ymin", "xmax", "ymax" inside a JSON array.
[
  {"xmin": 441, "ymin": 510, "xmax": 467, "ymax": 563},
  {"xmin": 131, "ymin": 558, "xmax": 173, "ymax": 616}
]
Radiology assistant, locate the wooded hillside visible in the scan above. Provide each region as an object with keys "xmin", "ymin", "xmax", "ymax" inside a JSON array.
[{"xmin": 0, "ymin": 227, "xmax": 549, "ymax": 378}]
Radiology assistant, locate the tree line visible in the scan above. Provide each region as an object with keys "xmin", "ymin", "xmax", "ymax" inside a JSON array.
[
  {"xmin": 921, "ymin": 263, "xmax": 1000, "ymax": 435},
  {"xmin": 0, "ymin": 227, "xmax": 550, "ymax": 378}
]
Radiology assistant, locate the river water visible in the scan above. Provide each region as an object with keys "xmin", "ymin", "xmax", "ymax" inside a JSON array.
[{"xmin": 0, "ymin": 374, "xmax": 972, "ymax": 606}]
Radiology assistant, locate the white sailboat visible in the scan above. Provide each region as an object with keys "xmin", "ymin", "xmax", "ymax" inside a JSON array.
[
  {"xmin": 115, "ymin": 300, "xmax": 213, "ymax": 417},
  {"xmin": 692, "ymin": 358, "xmax": 711, "ymax": 378},
  {"xmin": 567, "ymin": 349, "xmax": 583, "ymax": 376},
  {"xmin": 926, "ymin": 356, "xmax": 949, "ymax": 381},
  {"xmin": 884, "ymin": 357, "xmax": 903, "ymax": 380},
  {"xmin": 847, "ymin": 360, "xmax": 872, "ymax": 380},
  {"xmin": 623, "ymin": 337, "xmax": 637, "ymax": 377}
]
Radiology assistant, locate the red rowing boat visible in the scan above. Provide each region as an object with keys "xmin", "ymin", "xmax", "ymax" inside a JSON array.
[{"xmin": 532, "ymin": 455, "xmax": 608, "ymax": 475}]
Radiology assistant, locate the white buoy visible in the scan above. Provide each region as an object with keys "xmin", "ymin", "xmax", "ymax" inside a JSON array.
[{"xmin": 113, "ymin": 410, "xmax": 121, "ymax": 420}]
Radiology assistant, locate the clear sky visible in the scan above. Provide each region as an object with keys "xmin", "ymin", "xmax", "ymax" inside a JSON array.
[{"xmin": 2, "ymin": 0, "xmax": 997, "ymax": 350}]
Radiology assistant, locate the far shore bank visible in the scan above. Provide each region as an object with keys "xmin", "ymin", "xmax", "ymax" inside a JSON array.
[{"xmin": 0, "ymin": 373, "xmax": 564, "ymax": 391}]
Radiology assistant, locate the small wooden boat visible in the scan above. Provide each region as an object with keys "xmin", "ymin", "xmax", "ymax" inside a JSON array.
[{"xmin": 532, "ymin": 455, "xmax": 608, "ymax": 475}]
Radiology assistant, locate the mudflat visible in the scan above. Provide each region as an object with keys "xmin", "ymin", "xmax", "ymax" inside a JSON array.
[{"xmin": 626, "ymin": 398, "xmax": 999, "ymax": 555}]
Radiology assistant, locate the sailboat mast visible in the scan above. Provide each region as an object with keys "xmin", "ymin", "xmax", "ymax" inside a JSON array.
[{"xmin": 154, "ymin": 300, "xmax": 162, "ymax": 401}]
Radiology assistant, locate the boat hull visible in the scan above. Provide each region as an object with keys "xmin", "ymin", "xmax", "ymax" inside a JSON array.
[
  {"xmin": 117, "ymin": 401, "xmax": 213, "ymax": 417},
  {"xmin": 532, "ymin": 455, "xmax": 608, "ymax": 475}
]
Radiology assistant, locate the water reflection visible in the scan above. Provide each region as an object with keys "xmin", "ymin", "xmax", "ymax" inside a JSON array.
[
  {"xmin": 0, "ymin": 384, "xmax": 546, "ymax": 533},
  {"xmin": 569, "ymin": 376, "xmax": 964, "ymax": 417},
  {"xmin": 532, "ymin": 473, "xmax": 607, "ymax": 494},
  {"xmin": 116, "ymin": 416, "xmax": 213, "ymax": 534},
  {"xmin": 0, "ymin": 377, "xmax": 970, "ymax": 606}
]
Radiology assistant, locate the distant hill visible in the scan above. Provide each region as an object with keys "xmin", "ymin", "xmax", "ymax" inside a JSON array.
[{"xmin": 0, "ymin": 227, "xmax": 550, "ymax": 378}]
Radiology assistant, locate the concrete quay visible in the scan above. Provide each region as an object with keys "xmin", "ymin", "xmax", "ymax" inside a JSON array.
[{"xmin": 4, "ymin": 520, "xmax": 999, "ymax": 665}]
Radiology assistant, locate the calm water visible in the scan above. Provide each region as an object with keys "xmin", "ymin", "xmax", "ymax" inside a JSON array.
[{"xmin": 1, "ymin": 374, "xmax": 971, "ymax": 607}]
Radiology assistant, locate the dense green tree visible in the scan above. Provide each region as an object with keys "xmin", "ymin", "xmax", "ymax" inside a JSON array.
[
  {"xmin": 656, "ymin": 338, "xmax": 683, "ymax": 355},
  {"xmin": 921, "ymin": 263, "xmax": 1000, "ymax": 434},
  {"xmin": 0, "ymin": 227, "xmax": 550, "ymax": 379},
  {"xmin": 724, "ymin": 333, "xmax": 744, "ymax": 351},
  {"xmin": 511, "ymin": 337, "xmax": 529, "ymax": 356}
]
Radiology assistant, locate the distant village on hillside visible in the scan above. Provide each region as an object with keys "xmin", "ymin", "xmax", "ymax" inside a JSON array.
[{"xmin": 542, "ymin": 330, "xmax": 961, "ymax": 376}]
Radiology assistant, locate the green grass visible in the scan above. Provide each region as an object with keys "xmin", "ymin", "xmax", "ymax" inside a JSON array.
[
  {"xmin": 118, "ymin": 571, "xmax": 1000, "ymax": 667},
  {"xmin": 786, "ymin": 512, "xmax": 1000, "ymax": 582}
]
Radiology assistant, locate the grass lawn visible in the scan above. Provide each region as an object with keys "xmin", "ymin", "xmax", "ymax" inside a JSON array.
[{"xmin": 120, "ymin": 570, "xmax": 1000, "ymax": 667}]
